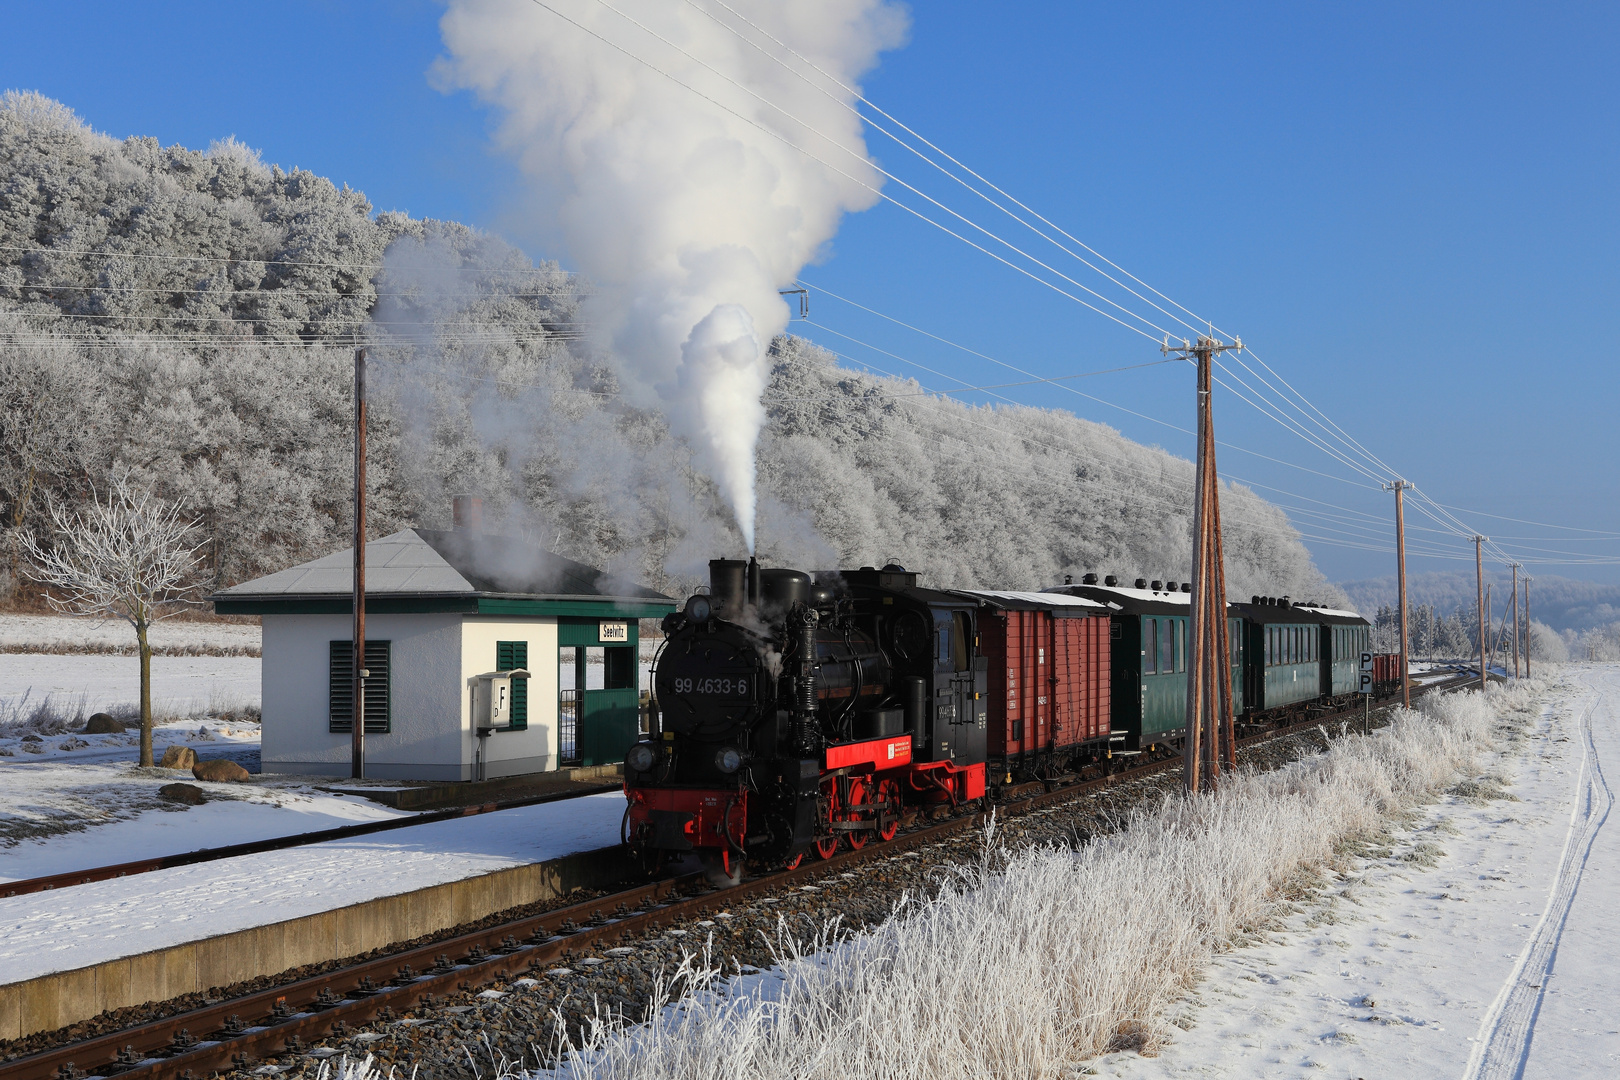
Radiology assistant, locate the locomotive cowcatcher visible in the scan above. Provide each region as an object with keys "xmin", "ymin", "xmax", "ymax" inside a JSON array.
[{"xmin": 623, "ymin": 558, "xmax": 988, "ymax": 878}]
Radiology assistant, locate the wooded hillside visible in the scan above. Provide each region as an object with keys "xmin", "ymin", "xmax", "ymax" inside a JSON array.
[{"xmin": 0, "ymin": 92, "xmax": 1341, "ymax": 605}]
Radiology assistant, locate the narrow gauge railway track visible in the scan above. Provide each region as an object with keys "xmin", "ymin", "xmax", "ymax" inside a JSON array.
[
  {"xmin": 15, "ymin": 676, "xmax": 1472, "ymax": 1080},
  {"xmin": 2, "ymin": 784, "xmax": 622, "ymax": 898}
]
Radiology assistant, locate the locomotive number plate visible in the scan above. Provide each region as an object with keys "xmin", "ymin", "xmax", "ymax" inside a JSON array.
[{"xmin": 671, "ymin": 675, "xmax": 753, "ymax": 699}]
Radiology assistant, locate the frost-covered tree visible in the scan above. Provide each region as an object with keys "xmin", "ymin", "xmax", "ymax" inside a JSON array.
[
  {"xmin": 21, "ymin": 475, "xmax": 206, "ymax": 765},
  {"xmin": 0, "ymin": 321, "xmax": 103, "ymax": 591},
  {"xmin": 0, "ymin": 93, "xmax": 1349, "ymax": 609}
]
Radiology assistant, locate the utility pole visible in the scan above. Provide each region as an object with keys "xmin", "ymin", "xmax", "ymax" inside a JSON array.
[
  {"xmin": 1163, "ymin": 333, "xmax": 1243, "ymax": 794},
  {"xmin": 1385, "ymin": 481, "xmax": 1412, "ymax": 708},
  {"xmin": 1474, "ymin": 536, "xmax": 1487, "ymax": 692},
  {"xmin": 1524, "ymin": 575, "xmax": 1532, "ymax": 679},
  {"xmin": 1485, "ymin": 583, "xmax": 1494, "ymax": 671},
  {"xmin": 352, "ymin": 346, "xmax": 368, "ymax": 779},
  {"xmin": 1509, "ymin": 563, "xmax": 1520, "ymax": 679}
]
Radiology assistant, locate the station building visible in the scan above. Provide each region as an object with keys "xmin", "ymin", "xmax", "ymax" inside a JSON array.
[{"xmin": 211, "ymin": 526, "xmax": 675, "ymax": 782}]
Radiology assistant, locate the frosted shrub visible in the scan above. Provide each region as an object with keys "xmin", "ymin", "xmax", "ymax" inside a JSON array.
[{"xmin": 506, "ymin": 683, "xmax": 1540, "ymax": 1080}]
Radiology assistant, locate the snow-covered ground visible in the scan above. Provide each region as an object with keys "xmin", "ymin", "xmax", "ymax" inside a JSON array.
[
  {"xmin": 0, "ymin": 653, "xmax": 261, "ymax": 723},
  {"xmin": 1094, "ymin": 665, "xmax": 1616, "ymax": 1079},
  {"xmin": 0, "ymin": 613, "xmax": 260, "ymax": 655},
  {"xmin": 0, "ymin": 652, "xmax": 281, "ymax": 867},
  {"xmin": 0, "ymin": 732, "xmax": 408, "ymax": 881},
  {"xmin": 0, "ymin": 790, "xmax": 627, "ymax": 984}
]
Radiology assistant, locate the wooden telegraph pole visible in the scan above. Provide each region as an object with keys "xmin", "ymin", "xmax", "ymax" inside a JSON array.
[
  {"xmin": 1163, "ymin": 333, "xmax": 1243, "ymax": 794},
  {"xmin": 352, "ymin": 346, "xmax": 368, "ymax": 779},
  {"xmin": 1509, "ymin": 563, "xmax": 1520, "ymax": 679},
  {"xmin": 1474, "ymin": 536, "xmax": 1487, "ymax": 692},
  {"xmin": 1384, "ymin": 481, "xmax": 1412, "ymax": 708},
  {"xmin": 1524, "ymin": 575, "xmax": 1532, "ymax": 679},
  {"xmin": 1485, "ymin": 584, "xmax": 1494, "ymax": 671}
]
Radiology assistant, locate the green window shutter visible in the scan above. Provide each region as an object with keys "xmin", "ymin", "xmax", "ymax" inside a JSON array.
[
  {"xmin": 496, "ymin": 641, "xmax": 528, "ymax": 729},
  {"xmin": 329, "ymin": 640, "xmax": 391, "ymax": 734},
  {"xmin": 329, "ymin": 641, "xmax": 351, "ymax": 731}
]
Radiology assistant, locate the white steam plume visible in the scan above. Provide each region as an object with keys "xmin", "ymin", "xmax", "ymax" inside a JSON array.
[{"xmin": 436, "ymin": 0, "xmax": 907, "ymax": 552}]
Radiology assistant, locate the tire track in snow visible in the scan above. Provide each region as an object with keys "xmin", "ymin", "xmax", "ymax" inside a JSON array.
[{"xmin": 1462, "ymin": 672, "xmax": 1615, "ymax": 1080}]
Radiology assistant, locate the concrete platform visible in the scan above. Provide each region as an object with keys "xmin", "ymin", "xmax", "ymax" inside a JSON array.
[
  {"xmin": 324, "ymin": 763, "xmax": 622, "ymax": 810},
  {"xmin": 0, "ymin": 791, "xmax": 632, "ymax": 1041}
]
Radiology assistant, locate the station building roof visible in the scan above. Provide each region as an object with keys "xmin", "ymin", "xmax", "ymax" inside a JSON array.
[{"xmin": 211, "ymin": 528, "xmax": 676, "ymax": 619}]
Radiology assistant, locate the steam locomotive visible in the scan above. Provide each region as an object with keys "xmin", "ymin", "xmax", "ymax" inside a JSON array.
[
  {"xmin": 622, "ymin": 558, "xmax": 1386, "ymax": 879},
  {"xmin": 623, "ymin": 559, "xmax": 987, "ymax": 878}
]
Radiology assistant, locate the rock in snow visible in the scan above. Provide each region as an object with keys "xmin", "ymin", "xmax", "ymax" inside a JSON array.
[
  {"xmin": 159, "ymin": 745, "xmax": 197, "ymax": 770},
  {"xmin": 83, "ymin": 713, "xmax": 124, "ymax": 734},
  {"xmin": 192, "ymin": 758, "xmax": 250, "ymax": 782}
]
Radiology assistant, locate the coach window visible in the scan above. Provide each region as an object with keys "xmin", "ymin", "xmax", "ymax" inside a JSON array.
[
  {"xmin": 1175, "ymin": 618, "xmax": 1186, "ymax": 673},
  {"xmin": 1144, "ymin": 618, "xmax": 1158, "ymax": 674},
  {"xmin": 1160, "ymin": 617, "xmax": 1175, "ymax": 674}
]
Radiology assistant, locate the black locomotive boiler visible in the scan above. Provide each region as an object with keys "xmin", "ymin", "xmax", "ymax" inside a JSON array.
[{"xmin": 623, "ymin": 559, "xmax": 988, "ymax": 877}]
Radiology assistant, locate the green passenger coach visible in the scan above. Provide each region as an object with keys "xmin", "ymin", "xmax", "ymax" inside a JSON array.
[{"xmin": 1047, "ymin": 577, "xmax": 1243, "ymax": 753}]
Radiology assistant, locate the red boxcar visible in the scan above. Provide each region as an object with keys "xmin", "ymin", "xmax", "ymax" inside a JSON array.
[
  {"xmin": 961, "ymin": 591, "xmax": 1111, "ymax": 775},
  {"xmin": 1372, "ymin": 652, "xmax": 1403, "ymax": 694}
]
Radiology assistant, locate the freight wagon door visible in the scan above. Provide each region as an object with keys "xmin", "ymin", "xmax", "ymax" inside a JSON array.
[
  {"xmin": 1048, "ymin": 614, "xmax": 1079, "ymax": 749},
  {"xmin": 1084, "ymin": 614, "xmax": 1111, "ymax": 742},
  {"xmin": 982, "ymin": 613, "xmax": 1019, "ymax": 759}
]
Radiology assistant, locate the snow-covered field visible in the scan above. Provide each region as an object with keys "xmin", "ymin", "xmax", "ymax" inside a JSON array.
[
  {"xmin": 1094, "ymin": 666, "xmax": 1617, "ymax": 1079},
  {"xmin": 0, "ymin": 613, "xmax": 260, "ymax": 655},
  {"xmin": 0, "ymin": 653, "xmax": 261, "ymax": 724},
  {"xmin": 0, "ymin": 791, "xmax": 627, "ymax": 984}
]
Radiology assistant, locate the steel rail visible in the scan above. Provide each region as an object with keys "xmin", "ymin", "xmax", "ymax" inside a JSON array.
[{"xmin": 13, "ymin": 675, "xmax": 1472, "ymax": 1080}]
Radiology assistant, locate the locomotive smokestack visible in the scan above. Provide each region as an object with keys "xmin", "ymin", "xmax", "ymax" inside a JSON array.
[
  {"xmin": 747, "ymin": 556, "xmax": 761, "ymax": 610},
  {"xmin": 709, "ymin": 559, "xmax": 746, "ymax": 617}
]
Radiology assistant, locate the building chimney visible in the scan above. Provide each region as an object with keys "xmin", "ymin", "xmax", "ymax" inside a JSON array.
[{"xmin": 453, "ymin": 495, "xmax": 484, "ymax": 532}]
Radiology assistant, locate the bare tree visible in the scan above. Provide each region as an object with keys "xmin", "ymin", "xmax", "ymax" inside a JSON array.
[{"xmin": 20, "ymin": 475, "xmax": 206, "ymax": 765}]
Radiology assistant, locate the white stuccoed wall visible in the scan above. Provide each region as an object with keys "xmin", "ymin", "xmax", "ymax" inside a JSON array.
[{"xmin": 460, "ymin": 617, "xmax": 560, "ymax": 779}]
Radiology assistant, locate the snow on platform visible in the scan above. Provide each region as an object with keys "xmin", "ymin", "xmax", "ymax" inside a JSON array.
[
  {"xmin": 1097, "ymin": 666, "xmax": 1618, "ymax": 1079},
  {"xmin": 0, "ymin": 790, "xmax": 628, "ymax": 985}
]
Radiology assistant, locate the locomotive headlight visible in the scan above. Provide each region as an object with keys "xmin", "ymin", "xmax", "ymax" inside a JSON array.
[
  {"xmin": 714, "ymin": 746, "xmax": 743, "ymax": 774},
  {"xmin": 685, "ymin": 595, "xmax": 713, "ymax": 622},
  {"xmin": 626, "ymin": 742, "xmax": 657, "ymax": 773}
]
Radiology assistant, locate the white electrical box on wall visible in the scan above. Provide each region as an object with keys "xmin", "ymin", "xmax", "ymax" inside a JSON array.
[{"xmin": 474, "ymin": 669, "xmax": 529, "ymax": 731}]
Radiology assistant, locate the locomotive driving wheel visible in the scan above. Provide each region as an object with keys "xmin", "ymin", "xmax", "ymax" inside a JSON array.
[
  {"xmin": 875, "ymin": 778, "xmax": 901, "ymax": 842},
  {"xmin": 843, "ymin": 777, "xmax": 872, "ymax": 850},
  {"xmin": 813, "ymin": 778, "xmax": 842, "ymax": 860}
]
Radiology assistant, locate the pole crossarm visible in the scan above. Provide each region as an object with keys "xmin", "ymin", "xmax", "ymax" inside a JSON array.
[{"xmin": 1162, "ymin": 333, "xmax": 1243, "ymax": 794}]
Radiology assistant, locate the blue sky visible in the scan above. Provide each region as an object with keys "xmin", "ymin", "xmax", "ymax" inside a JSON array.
[{"xmin": 5, "ymin": 1, "xmax": 1618, "ymax": 584}]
